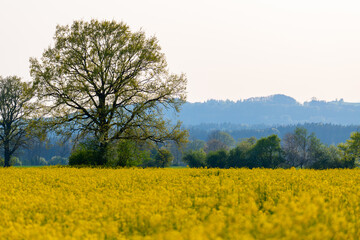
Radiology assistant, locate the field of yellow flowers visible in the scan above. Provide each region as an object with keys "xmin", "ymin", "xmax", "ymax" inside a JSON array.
[{"xmin": 1, "ymin": 167, "xmax": 360, "ymax": 239}]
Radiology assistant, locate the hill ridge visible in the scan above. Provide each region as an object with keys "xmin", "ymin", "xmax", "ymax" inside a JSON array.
[{"xmin": 170, "ymin": 94, "xmax": 360, "ymax": 125}]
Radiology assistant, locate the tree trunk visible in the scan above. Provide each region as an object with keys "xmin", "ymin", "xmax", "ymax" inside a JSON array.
[
  {"xmin": 4, "ymin": 140, "xmax": 11, "ymax": 167},
  {"xmin": 96, "ymin": 122, "xmax": 110, "ymax": 165},
  {"xmin": 97, "ymin": 141, "xmax": 108, "ymax": 165},
  {"xmin": 96, "ymin": 94, "xmax": 109, "ymax": 166}
]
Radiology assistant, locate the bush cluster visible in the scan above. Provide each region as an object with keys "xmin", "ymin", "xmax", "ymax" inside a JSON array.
[
  {"xmin": 183, "ymin": 129, "xmax": 357, "ymax": 169},
  {"xmin": 68, "ymin": 139, "xmax": 174, "ymax": 168}
]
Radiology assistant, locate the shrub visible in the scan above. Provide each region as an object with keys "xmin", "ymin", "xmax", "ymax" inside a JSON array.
[
  {"xmin": 110, "ymin": 140, "xmax": 150, "ymax": 167},
  {"xmin": 69, "ymin": 140, "xmax": 101, "ymax": 166},
  {"xmin": 10, "ymin": 157, "xmax": 22, "ymax": 166},
  {"xmin": 182, "ymin": 149, "xmax": 206, "ymax": 168},
  {"xmin": 206, "ymin": 150, "xmax": 227, "ymax": 168},
  {"xmin": 154, "ymin": 148, "xmax": 174, "ymax": 168},
  {"xmin": 0, "ymin": 157, "xmax": 22, "ymax": 166}
]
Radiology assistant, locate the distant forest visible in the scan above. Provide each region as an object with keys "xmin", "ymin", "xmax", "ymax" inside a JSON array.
[
  {"xmin": 187, "ymin": 123, "xmax": 359, "ymax": 146},
  {"xmin": 170, "ymin": 94, "xmax": 360, "ymax": 126}
]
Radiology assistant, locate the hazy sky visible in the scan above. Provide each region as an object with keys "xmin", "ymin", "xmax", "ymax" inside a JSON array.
[{"xmin": 1, "ymin": 0, "xmax": 360, "ymax": 103}]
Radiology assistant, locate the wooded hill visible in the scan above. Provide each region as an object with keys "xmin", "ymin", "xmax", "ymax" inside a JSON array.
[{"xmin": 172, "ymin": 94, "xmax": 360, "ymax": 126}]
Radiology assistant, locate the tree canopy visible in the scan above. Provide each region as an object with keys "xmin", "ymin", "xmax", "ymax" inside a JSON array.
[
  {"xmin": 338, "ymin": 131, "xmax": 360, "ymax": 167},
  {"xmin": 30, "ymin": 20, "xmax": 187, "ymax": 165},
  {"xmin": 0, "ymin": 76, "xmax": 34, "ymax": 167}
]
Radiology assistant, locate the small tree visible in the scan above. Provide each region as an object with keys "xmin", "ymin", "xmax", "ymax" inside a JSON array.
[
  {"xmin": 227, "ymin": 137, "xmax": 256, "ymax": 168},
  {"xmin": 111, "ymin": 140, "xmax": 150, "ymax": 167},
  {"xmin": 311, "ymin": 145, "xmax": 343, "ymax": 169},
  {"xmin": 182, "ymin": 149, "xmax": 206, "ymax": 168},
  {"xmin": 250, "ymin": 134, "xmax": 283, "ymax": 168},
  {"xmin": 337, "ymin": 131, "xmax": 360, "ymax": 168},
  {"xmin": 282, "ymin": 127, "xmax": 319, "ymax": 168},
  {"xmin": 206, "ymin": 149, "xmax": 227, "ymax": 168},
  {"xmin": 154, "ymin": 148, "xmax": 173, "ymax": 168},
  {"xmin": 68, "ymin": 139, "xmax": 101, "ymax": 166},
  {"xmin": 0, "ymin": 76, "xmax": 35, "ymax": 167},
  {"xmin": 293, "ymin": 127, "xmax": 311, "ymax": 168},
  {"xmin": 282, "ymin": 133, "xmax": 299, "ymax": 167}
]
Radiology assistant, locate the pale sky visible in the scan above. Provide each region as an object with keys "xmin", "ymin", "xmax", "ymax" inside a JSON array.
[{"xmin": 1, "ymin": 0, "xmax": 360, "ymax": 103}]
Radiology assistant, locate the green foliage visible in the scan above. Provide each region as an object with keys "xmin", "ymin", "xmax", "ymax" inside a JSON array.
[
  {"xmin": 69, "ymin": 139, "xmax": 102, "ymax": 166},
  {"xmin": 337, "ymin": 131, "xmax": 360, "ymax": 168},
  {"xmin": 206, "ymin": 149, "xmax": 228, "ymax": 168},
  {"xmin": 310, "ymin": 145, "xmax": 345, "ymax": 169},
  {"xmin": 0, "ymin": 76, "xmax": 35, "ymax": 167},
  {"xmin": 282, "ymin": 127, "xmax": 355, "ymax": 169},
  {"xmin": 30, "ymin": 19, "xmax": 187, "ymax": 166},
  {"xmin": 69, "ymin": 149, "xmax": 96, "ymax": 166},
  {"xmin": 184, "ymin": 132, "xmax": 356, "ymax": 170},
  {"xmin": 10, "ymin": 157, "xmax": 22, "ymax": 166},
  {"xmin": 48, "ymin": 156, "xmax": 69, "ymax": 165},
  {"xmin": 227, "ymin": 138, "xmax": 256, "ymax": 168},
  {"xmin": 0, "ymin": 157, "xmax": 22, "ymax": 166},
  {"xmin": 182, "ymin": 149, "xmax": 206, "ymax": 168},
  {"xmin": 249, "ymin": 134, "xmax": 283, "ymax": 168},
  {"xmin": 110, "ymin": 140, "xmax": 150, "ymax": 167},
  {"xmin": 154, "ymin": 148, "xmax": 174, "ymax": 168}
]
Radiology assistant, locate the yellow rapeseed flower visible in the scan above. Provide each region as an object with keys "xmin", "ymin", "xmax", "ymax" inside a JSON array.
[{"xmin": 0, "ymin": 167, "xmax": 359, "ymax": 239}]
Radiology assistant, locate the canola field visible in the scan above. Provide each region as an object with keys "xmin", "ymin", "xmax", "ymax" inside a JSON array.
[{"xmin": 1, "ymin": 168, "xmax": 360, "ymax": 239}]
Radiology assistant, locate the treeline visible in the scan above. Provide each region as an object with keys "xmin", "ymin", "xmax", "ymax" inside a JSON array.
[
  {"xmin": 8, "ymin": 123, "xmax": 360, "ymax": 168},
  {"xmin": 64, "ymin": 126, "xmax": 360, "ymax": 169},
  {"xmin": 182, "ymin": 128, "xmax": 359, "ymax": 169},
  {"xmin": 187, "ymin": 122, "xmax": 360, "ymax": 145}
]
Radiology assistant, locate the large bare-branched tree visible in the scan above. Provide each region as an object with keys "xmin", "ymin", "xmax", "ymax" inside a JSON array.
[
  {"xmin": 0, "ymin": 76, "xmax": 34, "ymax": 167},
  {"xmin": 30, "ymin": 20, "xmax": 187, "ymax": 165}
]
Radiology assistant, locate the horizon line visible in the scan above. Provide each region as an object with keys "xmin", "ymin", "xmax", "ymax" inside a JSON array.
[{"xmin": 186, "ymin": 94, "xmax": 357, "ymax": 104}]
